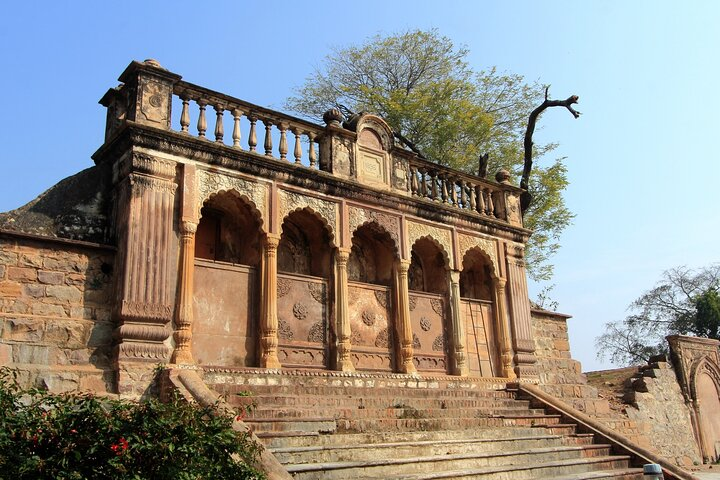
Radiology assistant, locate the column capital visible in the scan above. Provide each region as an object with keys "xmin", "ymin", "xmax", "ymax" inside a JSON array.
[
  {"xmin": 180, "ymin": 220, "xmax": 198, "ymax": 235},
  {"xmin": 264, "ymin": 232, "xmax": 281, "ymax": 248},
  {"xmin": 335, "ymin": 247, "xmax": 352, "ymax": 264},
  {"xmin": 495, "ymin": 276, "xmax": 507, "ymax": 289},
  {"xmin": 397, "ymin": 258, "xmax": 411, "ymax": 273}
]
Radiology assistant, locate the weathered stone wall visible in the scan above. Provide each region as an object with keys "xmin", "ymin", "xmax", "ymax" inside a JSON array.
[{"xmin": 0, "ymin": 232, "xmax": 115, "ymax": 393}]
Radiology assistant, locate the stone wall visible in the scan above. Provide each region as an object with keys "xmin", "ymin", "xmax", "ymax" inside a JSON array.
[{"xmin": 0, "ymin": 231, "xmax": 115, "ymax": 393}]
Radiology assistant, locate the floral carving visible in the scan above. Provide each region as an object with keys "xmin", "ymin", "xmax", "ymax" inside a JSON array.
[
  {"xmin": 375, "ymin": 290, "xmax": 389, "ymax": 309},
  {"xmin": 432, "ymin": 335, "xmax": 445, "ymax": 352},
  {"xmin": 350, "ymin": 330, "xmax": 362, "ymax": 345},
  {"xmin": 197, "ymin": 170, "xmax": 267, "ymax": 224},
  {"xmin": 457, "ymin": 233, "xmax": 499, "ymax": 274},
  {"xmin": 278, "ymin": 319, "xmax": 293, "ymax": 341},
  {"xmin": 408, "ymin": 295, "xmax": 418, "ymax": 311},
  {"xmin": 430, "ymin": 298, "xmax": 444, "ymax": 317},
  {"xmin": 375, "ymin": 328, "xmax": 390, "ymax": 348},
  {"xmin": 278, "ymin": 189, "xmax": 337, "ymax": 241},
  {"xmin": 277, "ymin": 278, "xmax": 291, "ymax": 298},
  {"xmin": 307, "ymin": 322, "xmax": 325, "ymax": 343},
  {"xmin": 362, "ymin": 310, "xmax": 376, "ymax": 326},
  {"xmin": 406, "ymin": 220, "xmax": 453, "ymax": 266},
  {"xmin": 308, "ymin": 282, "xmax": 326, "ymax": 304},
  {"xmin": 420, "ymin": 317, "xmax": 432, "ymax": 332},
  {"xmin": 413, "ymin": 333, "xmax": 421, "ymax": 349},
  {"xmin": 293, "ymin": 303, "xmax": 308, "ymax": 320}
]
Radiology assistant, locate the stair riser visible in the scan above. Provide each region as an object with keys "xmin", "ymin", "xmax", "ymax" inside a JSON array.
[
  {"xmin": 274, "ymin": 439, "xmax": 607, "ymax": 464},
  {"xmin": 248, "ymin": 407, "xmax": 547, "ymax": 420},
  {"xmin": 213, "ymin": 384, "xmax": 516, "ymax": 399},
  {"xmin": 232, "ymin": 395, "xmax": 531, "ymax": 410},
  {"xmin": 288, "ymin": 451, "xmax": 621, "ymax": 480}
]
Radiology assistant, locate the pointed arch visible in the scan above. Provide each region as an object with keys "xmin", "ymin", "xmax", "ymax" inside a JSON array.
[
  {"xmin": 196, "ymin": 171, "xmax": 268, "ymax": 232},
  {"xmin": 282, "ymin": 206, "xmax": 337, "ymax": 249}
]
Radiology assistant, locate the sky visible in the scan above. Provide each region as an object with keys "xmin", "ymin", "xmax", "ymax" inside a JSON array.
[{"xmin": 1, "ymin": 1, "xmax": 717, "ymax": 372}]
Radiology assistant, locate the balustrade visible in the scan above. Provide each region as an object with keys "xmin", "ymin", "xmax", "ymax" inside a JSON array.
[{"xmin": 172, "ymin": 82, "xmax": 324, "ymax": 170}]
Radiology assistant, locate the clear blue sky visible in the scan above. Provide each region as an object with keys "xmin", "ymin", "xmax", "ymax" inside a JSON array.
[{"xmin": 1, "ymin": 1, "xmax": 717, "ymax": 372}]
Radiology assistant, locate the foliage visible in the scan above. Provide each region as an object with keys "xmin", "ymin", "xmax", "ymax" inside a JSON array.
[
  {"xmin": 0, "ymin": 368, "xmax": 264, "ymax": 480},
  {"xmin": 596, "ymin": 264, "xmax": 720, "ymax": 366},
  {"xmin": 287, "ymin": 29, "xmax": 574, "ymax": 281}
]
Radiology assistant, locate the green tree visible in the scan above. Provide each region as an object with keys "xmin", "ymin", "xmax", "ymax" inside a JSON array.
[
  {"xmin": 596, "ymin": 264, "xmax": 720, "ymax": 366},
  {"xmin": 287, "ymin": 29, "xmax": 573, "ymax": 281}
]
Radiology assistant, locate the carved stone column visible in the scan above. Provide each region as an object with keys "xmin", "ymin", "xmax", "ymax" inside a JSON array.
[
  {"xmin": 395, "ymin": 259, "xmax": 417, "ymax": 375},
  {"xmin": 504, "ymin": 245, "xmax": 538, "ymax": 380},
  {"xmin": 448, "ymin": 270, "xmax": 468, "ymax": 376},
  {"xmin": 171, "ymin": 220, "xmax": 197, "ymax": 364},
  {"xmin": 113, "ymin": 152, "xmax": 178, "ymax": 396},
  {"xmin": 335, "ymin": 248, "xmax": 354, "ymax": 372},
  {"xmin": 494, "ymin": 277, "xmax": 516, "ymax": 379},
  {"xmin": 260, "ymin": 233, "xmax": 281, "ymax": 369}
]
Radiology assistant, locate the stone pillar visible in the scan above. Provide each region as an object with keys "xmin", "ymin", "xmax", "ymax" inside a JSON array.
[
  {"xmin": 494, "ymin": 277, "xmax": 516, "ymax": 379},
  {"xmin": 113, "ymin": 152, "xmax": 178, "ymax": 396},
  {"xmin": 260, "ymin": 233, "xmax": 281, "ymax": 369},
  {"xmin": 504, "ymin": 245, "xmax": 538, "ymax": 380},
  {"xmin": 171, "ymin": 220, "xmax": 197, "ymax": 364},
  {"xmin": 448, "ymin": 270, "xmax": 468, "ymax": 376},
  {"xmin": 395, "ymin": 259, "xmax": 417, "ymax": 375},
  {"xmin": 334, "ymin": 248, "xmax": 354, "ymax": 372}
]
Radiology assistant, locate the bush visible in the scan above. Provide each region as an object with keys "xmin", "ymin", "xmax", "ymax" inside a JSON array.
[{"xmin": 0, "ymin": 368, "xmax": 265, "ymax": 480}]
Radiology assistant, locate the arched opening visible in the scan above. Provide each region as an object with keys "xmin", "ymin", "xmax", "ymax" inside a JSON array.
[
  {"xmin": 347, "ymin": 222, "xmax": 398, "ymax": 371},
  {"xmin": 460, "ymin": 248, "xmax": 499, "ymax": 377},
  {"xmin": 192, "ymin": 192, "xmax": 262, "ymax": 368},
  {"xmin": 696, "ymin": 368, "xmax": 720, "ymax": 462},
  {"xmin": 276, "ymin": 209, "xmax": 332, "ymax": 368},
  {"xmin": 408, "ymin": 237, "xmax": 450, "ymax": 374}
]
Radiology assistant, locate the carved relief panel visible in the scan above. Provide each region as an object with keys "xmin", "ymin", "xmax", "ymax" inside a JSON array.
[
  {"xmin": 457, "ymin": 233, "xmax": 499, "ymax": 275},
  {"xmin": 348, "ymin": 283, "xmax": 395, "ymax": 371},
  {"xmin": 278, "ymin": 189, "xmax": 338, "ymax": 243},
  {"xmin": 405, "ymin": 220, "xmax": 454, "ymax": 267},
  {"xmin": 409, "ymin": 291, "xmax": 449, "ymax": 373},
  {"xmin": 196, "ymin": 169, "xmax": 268, "ymax": 229}
]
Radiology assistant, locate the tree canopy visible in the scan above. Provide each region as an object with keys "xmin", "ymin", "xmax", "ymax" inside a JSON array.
[
  {"xmin": 596, "ymin": 264, "xmax": 720, "ymax": 366},
  {"xmin": 287, "ymin": 29, "xmax": 573, "ymax": 281}
]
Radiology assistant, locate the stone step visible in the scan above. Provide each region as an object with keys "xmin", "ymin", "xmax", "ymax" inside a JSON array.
[
  {"xmin": 244, "ymin": 417, "xmax": 336, "ymax": 434},
  {"xmin": 331, "ymin": 414, "xmax": 568, "ymax": 434},
  {"xmin": 258, "ymin": 427, "xmax": 594, "ymax": 449},
  {"xmin": 247, "ymin": 406, "xmax": 547, "ymax": 420},
  {"xmin": 271, "ymin": 433, "xmax": 596, "ymax": 464},
  {"xmin": 285, "ymin": 448, "xmax": 622, "ymax": 480}
]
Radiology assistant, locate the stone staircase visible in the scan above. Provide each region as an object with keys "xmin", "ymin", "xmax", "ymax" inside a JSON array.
[{"xmin": 204, "ymin": 368, "xmax": 647, "ymax": 479}]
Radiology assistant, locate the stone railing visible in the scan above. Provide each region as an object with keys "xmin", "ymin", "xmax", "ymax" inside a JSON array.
[
  {"xmin": 408, "ymin": 157, "xmax": 512, "ymax": 221},
  {"xmin": 172, "ymin": 80, "xmax": 324, "ymax": 170}
]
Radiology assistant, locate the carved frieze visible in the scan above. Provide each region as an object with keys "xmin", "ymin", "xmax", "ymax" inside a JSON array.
[
  {"xmin": 120, "ymin": 301, "xmax": 173, "ymax": 323},
  {"xmin": 420, "ymin": 317, "xmax": 432, "ymax": 332},
  {"xmin": 278, "ymin": 189, "xmax": 338, "ymax": 241},
  {"xmin": 375, "ymin": 328, "xmax": 390, "ymax": 348},
  {"xmin": 413, "ymin": 333, "xmax": 421, "ymax": 349},
  {"xmin": 348, "ymin": 206, "xmax": 401, "ymax": 255},
  {"xmin": 392, "ymin": 157, "xmax": 409, "ymax": 190},
  {"xmin": 278, "ymin": 319, "xmax": 294, "ymax": 341},
  {"xmin": 124, "ymin": 152, "xmax": 176, "ymax": 179},
  {"xmin": 457, "ymin": 233, "xmax": 499, "ymax": 274},
  {"xmin": 432, "ymin": 335, "xmax": 445, "ymax": 352},
  {"xmin": 408, "ymin": 295, "xmax": 418, "ymax": 311},
  {"xmin": 140, "ymin": 79, "xmax": 170, "ymax": 125},
  {"xmin": 430, "ymin": 298, "xmax": 444, "ymax": 317},
  {"xmin": 307, "ymin": 322, "xmax": 325, "ymax": 343},
  {"xmin": 308, "ymin": 283, "xmax": 326, "ymax": 304},
  {"xmin": 277, "ymin": 278, "xmax": 291, "ymax": 298},
  {"xmin": 405, "ymin": 220, "xmax": 453, "ymax": 266},
  {"xmin": 293, "ymin": 303, "xmax": 309, "ymax": 320},
  {"xmin": 375, "ymin": 290, "xmax": 389, "ymax": 309},
  {"xmin": 197, "ymin": 170, "xmax": 268, "ymax": 226}
]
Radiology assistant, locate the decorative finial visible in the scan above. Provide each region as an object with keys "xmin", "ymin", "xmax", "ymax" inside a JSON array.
[
  {"xmin": 495, "ymin": 169, "xmax": 511, "ymax": 184},
  {"xmin": 143, "ymin": 59, "xmax": 164, "ymax": 69},
  {"xmin": 323, "ymin": 108, "xmax": 344, "ymax": 127}
]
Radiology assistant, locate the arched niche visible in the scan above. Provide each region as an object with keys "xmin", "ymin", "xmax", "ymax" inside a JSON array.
[
  {"xmin": 276, "ymin": 208, "xmax": 333, "ymax": 369},
  {"xmin": 192, "ymin": 191, "xmax": 263, "ymax": 368},
  {"xmin": 353, "ymin": 114, "xmax": 394, "ymax": 188},
  {"xmin": 408, "ymin": 237, "xmax": 451, "ymax": 374},
  {"xmin": 690, "ymin": 358, "xmax": 720, "ymax": 462},
  {"xmin": 459, "ymin": 247, "xmax": 500, "ymax": 377},
  {"xmin": 346, "ymin": 221, "xmax": 398, "ymax": 372}
]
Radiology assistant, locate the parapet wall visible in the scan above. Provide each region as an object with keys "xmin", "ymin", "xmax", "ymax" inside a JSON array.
[{"xmin": 0, "ymin": 231, "xmax": 115, "ymax": 393}]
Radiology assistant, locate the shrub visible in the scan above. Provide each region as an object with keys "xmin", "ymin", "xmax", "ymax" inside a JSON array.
[{"xmin": 0, "ymin": 368, "xmax": 265, "ymax": 480}]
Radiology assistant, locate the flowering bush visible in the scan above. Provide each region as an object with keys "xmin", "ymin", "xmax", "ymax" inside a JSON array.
[{"xmin": 0, "ymin": 368, "xmax": 265, "ymax": 479}]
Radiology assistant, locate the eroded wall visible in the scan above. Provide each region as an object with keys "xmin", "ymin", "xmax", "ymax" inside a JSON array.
[{"xmin": 0, "ymin": 233, "xmax": 115, "ymax": 393}]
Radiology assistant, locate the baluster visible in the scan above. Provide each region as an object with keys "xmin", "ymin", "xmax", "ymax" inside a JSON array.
[
  {"xmin": 278, "ymin": 123, "xmax": 288, "ymax": 160},
  {"xmin": 263, "ymin": 120, "xmax": 273, "ymax": 156},
  {"xmin": 476, "ymin": 186, "xmax": 485, "ymax": 214},
  {"xmin": 292, "ymin": 129, "xmax": 302, "ymax": 164},
  {"xmin": 469, "ymin": 182, "xmax": 477, "ymax": 211},
  {"xmin": 248, "ymin": 116, "xmax": 258, "ymax": 151},
  {"xmin": 308, "ymin": 133, "xmax": 317, "ymax": 168},
  {"xmin": 431, "ymin": 171, "xmax": 439, "ymax": 200},
  {"xmin": 197, "ymin": 100, "xmax": 207, "ymax": 138},
  {"xmin": 421, "ymin": 169, "xmax": 428, "ymax": 197},
  {"xmin": 485, "ymin": 189, "xmax": 495, "ymax": 216},
  {"xmin": 231, "ymin": 108, "xmax": 242, "ymax": 148},
  {"xmin": 213, "ymin": 105, "xmax": 224, "ymax": 143},
  {"xmin": 449, "ymin": 178, "xmax": 457, "ymax": 206},
  {"xmin": 460, "ymin": 180, "xmax": 467, "ymax": 208},
  {"xmin": 410, "ymin": 167, "xmax": 419, "ymax": 195},
  {"xmin": 441, "ymin": 176, "xmax": 449, "ymax": 204},
  {"xmin": 180, "ymin": 96, "xmax": 190, "ymax": 133}
]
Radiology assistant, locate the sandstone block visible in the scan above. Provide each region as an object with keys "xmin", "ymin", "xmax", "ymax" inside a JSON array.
[
  {"xmin": 79, "ymin": 373, "xmax": 111, "ymax": 393},
  {"xmin": 2, "ymin": 299, "xmax": 30, "ymax": 314},
  {"xmin": 36, "ymin": 371, "xmax": 80, "ymax": 393},
  {"xmin": 553, "ymin": 339, "xmax": 570, "ymax": 351},
  {"xmin": 0, "ymin": 281, "xmax": 22, "ymax": 297},
  {"xmin": 31, "ymin": 303, "xmax": 67, "ymax": 317},
  {"xmin": 19, "ymin": 253, "xmax": 43, "ymax": 268},
  {"xmin": 45, "ymin": 285, "xmax": 83, "ymax": 304},
  {"xmin": 87, "ymin": 322, "xmax": 114, "ymax": 347},
  {"xmin": 13, "ymin": 344, "xmax": 54, "ymax": 365},
  {"xmin": 65, "ymin": 273, "xmax": 86, "ymax": 286},
  {"xmin": 7, "ymin": 318, "xmax": 44, "ymax": 342},
  {"xmin": 43, "ymin": 255, "xmax": 89, "ymax": 273},
  {"xmin": 0, "ymin": 265, "xmax": 5, "ymax": 279},
  {"xmin": 0, "ymin": 343, "xmax": 11, "ymax": 364},
  {"xmin": 23, "ymin": 284, "xmax": 45, "ymax": 298},
  {"xmin": 0, "ymin": 251, "xmax": 18, "ymax": 266},
  {"xmin": 45, "ymin": 321, "xmax": 90, "ymax": 347},
  {"xmin": 38, "ymin": 270, "xmax": 65, "ymax": 285},
  {"xmin": 70, "ymin": 306, "xmax": 93, "ymax": 319},
  {"xmin": 8, "ymin": 266, "xmax": 37, "ymax": 282}
]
